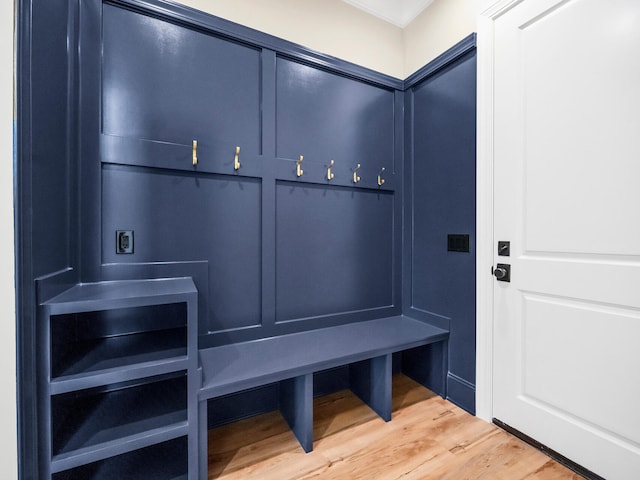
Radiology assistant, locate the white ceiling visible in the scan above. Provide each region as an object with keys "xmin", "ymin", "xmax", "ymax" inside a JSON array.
[{"xmin": 341, "ymin": 0, "xmax": 435, "ymax": 28}]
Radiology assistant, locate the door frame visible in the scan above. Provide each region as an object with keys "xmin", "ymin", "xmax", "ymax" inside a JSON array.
[{"xmin": 475, "ymin": 0, "xmax": 521, "ymax": 422}]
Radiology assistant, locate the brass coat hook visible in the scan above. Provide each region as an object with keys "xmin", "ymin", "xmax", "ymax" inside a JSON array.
[
  {"xmin": 353, "ymin": 164, "xmax": 361, "ymax": 184},
  {"xmin": 297, "ymin": 155, "xmax": 304, "ymax": 177},
  {"xmin": 192, "ymin": 140, "xmax": 198, "ymax": 166},
  {"xmin": 327, "ymin": 160, "xmax": 335, "ymax": 181},
  {"xmin": 378, "ymin": 167, "xmax": 385, "ymax": 186},
  {"xmin": 234, "ymin": 146, "xmax": 241, "ymax": 171}
]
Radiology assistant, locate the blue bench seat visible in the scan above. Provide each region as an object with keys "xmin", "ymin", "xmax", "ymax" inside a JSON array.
[{"xmin": 197, "ymin": 315, "xmax": 448, "ymax": 474}]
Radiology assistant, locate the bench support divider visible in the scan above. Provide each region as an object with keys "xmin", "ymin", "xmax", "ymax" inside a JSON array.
[
  {"xmin": 280, "ymin": 374, "xmax": 314, "ymax": 453},
  {"xmin": 350, "ymin": 354, "xmax": 392, "ymax": 422}
]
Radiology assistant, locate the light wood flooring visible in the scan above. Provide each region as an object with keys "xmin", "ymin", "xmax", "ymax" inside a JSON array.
[{"xmin": 208, "ymin": 374, "xmax": 584, "ymax": 479}]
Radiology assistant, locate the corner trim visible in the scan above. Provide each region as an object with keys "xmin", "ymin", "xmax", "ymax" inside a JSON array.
[{"xmin": 403, "ymin": 33, "xmax": 477, "ymax": 89}]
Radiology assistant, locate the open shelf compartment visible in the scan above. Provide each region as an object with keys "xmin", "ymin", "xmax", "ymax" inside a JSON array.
[
  {"xmin": 50, "ymin": 302, "xmax": 188, "ymax": 390},
  {"xmin": 51, "ymin": 436, "xmax": 188, "ymax": 480},
  {"xmin": 51, "ymin": 372, "xmax": 188, "ymax": 473}
]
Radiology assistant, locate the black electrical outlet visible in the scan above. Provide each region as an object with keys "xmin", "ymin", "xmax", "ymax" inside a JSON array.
[
  {"xmin": 447, "ymin": 234, "xmax": 470, "ymax": 253},
  {"xmin": 116, "ymin": 230, "xmax": 134, "ymax": 254}
]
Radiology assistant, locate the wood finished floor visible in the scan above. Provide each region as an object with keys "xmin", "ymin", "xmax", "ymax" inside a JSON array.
[{"xmin": 208, "ymin": 374, "xmax": 584, "ymax": 479}]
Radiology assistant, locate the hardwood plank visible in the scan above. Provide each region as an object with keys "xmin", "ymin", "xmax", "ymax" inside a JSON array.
[
  {"xmin": 208, "ymin": 374, "xmax": 584, "ymax": 479},
  {"xmin": 207, "ymin": 412, "xmax": 302, "ymax": 478},
  {"xmin": 313, "ymin": 388, "xmax": 379, "ymax": 440},
  {"xmin": 522, "ymin": 461, "xmax": 585, "ymax": 480}
]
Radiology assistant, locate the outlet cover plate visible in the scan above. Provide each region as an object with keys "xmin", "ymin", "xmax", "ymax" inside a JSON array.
[{"xmin": 116, "ymin": 230, "xmax": 134, "ymax": 254}]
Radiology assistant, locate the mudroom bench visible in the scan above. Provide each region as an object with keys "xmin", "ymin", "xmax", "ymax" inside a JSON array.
[
  {"xmin": 197, "ymin": 316, "xmax": 449, "ymax": 476},
  {"xmin": 39, "ymin": 278, "xmax": 449, "ymax": 480}
]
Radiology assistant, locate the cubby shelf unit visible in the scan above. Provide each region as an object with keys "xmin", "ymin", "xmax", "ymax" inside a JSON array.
[{"xmin": 39, "ymin": 277, "xmax": 199, "ymax": 480}]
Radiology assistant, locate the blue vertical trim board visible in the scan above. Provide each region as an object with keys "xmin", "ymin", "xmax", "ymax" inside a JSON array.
[{"xmin": 16, "ymin": 0, "xmax": 36, "ymax": 477}]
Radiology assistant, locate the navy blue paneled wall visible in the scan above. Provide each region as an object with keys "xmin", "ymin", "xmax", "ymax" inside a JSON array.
[
  {"xmin": 20, "ymin": 3, "xmax": 477, "ymax": 473},
  {"xmin": 404, "ymin": 45, "xmax": 477, "ymax": 413},
  {"xmin": 90, "ymin": 1, "xmax": 403, "ymax": 348}
]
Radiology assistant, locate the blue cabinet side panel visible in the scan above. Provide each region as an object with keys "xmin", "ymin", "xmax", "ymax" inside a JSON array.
[
  {"xmin": 101, "ymin": 165, "xmax": 262, "ymax": 334},
  {"xmin": 410, "ymin": 51, "xmax": 477, "ymax": 410},
  {"xmin": 275, "ymin": 182, "xmax": 394, "ymax": 322},
  {"xmin": 102, "ymin": 4, "xmax": 262, "ymax": 158},
  {"xmin": 276, "ymin": 57, "xmax": 395, "ymax": 172}
]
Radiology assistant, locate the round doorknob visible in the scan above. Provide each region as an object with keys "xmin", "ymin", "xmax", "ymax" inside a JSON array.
[{"xmin": 494, "ymin": 267, "xmax": 508, "ymax": 280}]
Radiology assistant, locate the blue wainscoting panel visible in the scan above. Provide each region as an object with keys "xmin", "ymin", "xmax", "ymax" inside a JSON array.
[
  {"xmin": 102, "ymin": 3, "xmax": 262, "ymax": 162},
  {"xmin": 101, "ymin": 164, "xmax": 262, "ymax": 335},
  {"xmin": 275, "ymin": 56, "xmax": 395, "ymax": 173},
  {"xmin": 275, "ymin": 182, "xmax": 394, "ymax": 323}
]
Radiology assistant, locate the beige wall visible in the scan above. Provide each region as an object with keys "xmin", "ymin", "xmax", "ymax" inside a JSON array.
[
  {"xmin": 179, "ymin": 0, "xmax": 405, "ymax": 78},
  {"xmin": 1, "ymin": 0, "xmax": 16, "ymax": 475},
  {"xmin": 404, "ymin": 0, "xmax": 477, "ymax": 77},
  {"xmin": 179, "ymin": 0, "xmax": 477, "ymax": 79}
]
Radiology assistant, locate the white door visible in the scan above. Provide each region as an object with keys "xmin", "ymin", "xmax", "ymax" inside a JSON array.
[{"xmin": 492, "ymin": 0, "xmax": 640, "ymax": 478}]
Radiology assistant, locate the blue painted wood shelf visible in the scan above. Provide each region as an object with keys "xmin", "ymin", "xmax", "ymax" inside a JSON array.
[{"xmin": 50, "ymin": 328, "xmax": 188, "ymax": 395}]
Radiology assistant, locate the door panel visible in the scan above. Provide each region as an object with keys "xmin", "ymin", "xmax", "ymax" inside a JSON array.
[
  {"xmin": 493, "ymin": 0, "xmax": 640, "ymax": 478},
  {"xmin": 521, "ymin": 294, "xmax": 640, "ymax": 445},
  {"xmin": 520, "ymin": 0, "xmax": 640, "ymax": 256}
]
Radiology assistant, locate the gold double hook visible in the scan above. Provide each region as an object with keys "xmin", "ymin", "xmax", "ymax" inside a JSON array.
[
  {"xmin": 192, "ymin": 140, "xmax": 198, "ymax": 166},
  {"xmin": 234, "ymin": 146, "xmax": 241, "ymax": 171},
  {"xmin": 378, "ymin": 167, "xmax": 385, "ymax": 186},
  {"xmin": 296, "ymin": 155, "xmax": 304, "ymax": 177},
  {"xmin": 327, "ymin": 160, "xmax": 335, "ymax": 181},
  {"xmin": 353, "ymin": 164, "xmax": 361, "ymax": 184}
]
